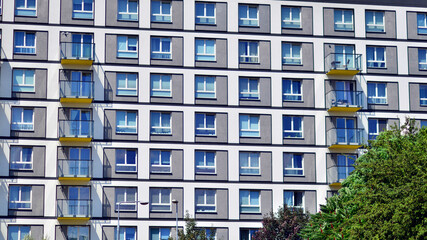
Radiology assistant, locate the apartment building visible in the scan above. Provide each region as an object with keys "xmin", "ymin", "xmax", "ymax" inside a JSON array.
[{"xmin": 1, "ymin": 0, "xmax": 427, "ymax": 239}]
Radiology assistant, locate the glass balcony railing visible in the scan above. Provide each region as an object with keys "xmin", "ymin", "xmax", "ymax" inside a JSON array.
[
  {"xmin": 60, "ymin": 80, "xmax": 94, "ymax": 102},
  {"xmin": 325, "ymin": 53, "xmax": 362, "ymax": 75},
  {"xmin": 58, "ymin": 159, "xmax": 92, "ymax": 179},
  {"xmin": 327, "ymin": 166, "xmax": 355, "ymax": 186},
  {"xmin": 326, "ymin": 90, "xmax": 363, "ymax": 112},
  {"xmin": 60, "ymin": 42, "xmax": 94, "ymax": 65},
  {"xmin": 59, "ymin": 120, "xmax": 93, "ymax": 141},
  {"xmin": 57, "ymin": 199, "xmax": 92, "ymax": 218},
  {"xmin": 327, "ymin": 128, "xmax": 364, "ymax": 149}
]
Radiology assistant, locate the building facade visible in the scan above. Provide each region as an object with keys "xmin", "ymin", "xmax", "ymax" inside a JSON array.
[{"xmin": 1, "ymin": 0, "xmax": 427, "ymax": 239}]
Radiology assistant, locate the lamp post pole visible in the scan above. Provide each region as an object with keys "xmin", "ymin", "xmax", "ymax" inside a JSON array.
[
  {"xmin": 117, "ymin": 201, "xmax": 149, "ymax": 240},
  {"xmin": 172, "ymin": 199, "xmax": 179, "ymax": 240}
]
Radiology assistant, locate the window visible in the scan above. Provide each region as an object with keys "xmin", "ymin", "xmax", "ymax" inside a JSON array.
[
  {"xmin": 150, "ymin": 150, "xmax": 171, "ymax": 173},
  {"xmin": 195, "ymin": 76, "xmax": 215, "ymax": 99},
  {"xmin": 117, "ymin": 73, "xmax": 137, "ymax": 96},
  {"xmin": 66, "ymin": 148, "xmax": 90, "ymax": 177},
  {"xmin": 13, "ymin": 69, "xmax": 35, "ymax": 93},
  {"xmin": 238, "ymin": 5, "xmax": 258, "ymax": 26},
  {"xmin": 283, "ymin": 79, "xmax": 302, "ymax": 101},
  {"xmin": 282, "ymin": 43, "xmax": 302, "ymax": 65},
  {"xmin": 420, "ymin": 85, "xmax": 427, "ymax": 105},
  {"xmin": 116, "ymin": 111, "xmax": 137, "ymax": 134},
  {"xmin": 151, "ymin": 112, "xmax": 171, "ymax": 134},
  {"xmin": 117, "ymin": 36, "xmax": 138, "ymax": 58},
  {"xmin": 116, "ymin": 227, "xmax": 136, "ymax": 240},
  {"xmin": 73, "ymin": 0, "xmax": 93, "ymax": 19},
  {"xmin": 9, "ymin": 186, "xmax": 31, "ymax": 209},
  {"xmin": 239, "ymin": 41, "xmax": 259, "ymax": 63},
  {"xmin": 115, "ymin": 188, "xmax": 137, "ymax": 211},
  {"xmin": 283, "ymin": 116, "xmax": 303, "ymax": 138},
  {"xmin": 15, "ymin": 0, "xmax": 36, "ymax": 16},
  {"xmin": 8, "ymin": 226, "xmax": 31, "ymax": 240},
  {"xmin": 366, "ymin": 11, "xmax": 384, "ymax": 32},
  {"xmin": 150, "ymin": 188, "xmax": 171, "ymax": 211},
  {"xmin": 334, "ymin": 9, "xmax": 353, "ymax": 31},
  {"xmin": 66, "ymin": 226, "xmax": 89, "ymax": 240},
  {"xmin": 68, "ymin": 71, "xmax": 92, "ymax": 98},
  {"xmin": 368, "ymin": 119, "xmax": 387, "ymax": 140},
  {"xmin": 366, "ymin": 47, "xmax": 385, "ymax": 68},
  {"xmin": 14, "ymin": 32, "xmax": 35, "ymax": 54},
  {"xmin": 421, "ymin": 120, "xmax": 427, "ymax": 128},
  {"xmin": 239, "ymin": 115, "xmax": 260, "ymax": 137},
  {"xmin": 197, "ymin": 229, "xmax": 216, "ymax": 240},
  {"xmin": 239, "ymin": 78, "xmax": 259, "ymax": 100},
  {"xmin": 195, "ymin": 2, "xmax": 215, "ymax": 25},
  {"xmin": 282, "ymin": 7, "xmax": 301, "ymax": 28},
  {"xmin": 195, "ymin": 39, "xmax": 215, "ymax": 61},
  {"xmin": 151, "ymin": 37, "xmax": 171, "ymax": 59},
  {"xmin": 10, "ymin": 146, "xmax": 33, "ymax": 170},
  {"xmin": 11, "ymin": 108, "xmax": 34, "ymax": 131},
  {"xmin": 195, "ymin": 151, "xmax": 216, "ymax": 174},
  {"xmin": 337, "ymin": 154, "xmax": 356, "ymax": 181},
  {"xmin": 240, "ymin": 229, "xmax": 257, "ymax": 240},
  {"xmin": 116, "ymin": 149, "xmax": 137, "ymax": 172},
  {"xmin": 419, "ymin": 49, "xmax": 427, "ymax": 70},
  {"xmin": 284, "ymin": 191, "xmax": 304, "ymax": 210},
  {"xmin": 417, "ymin": 13, "xmax": 427, "ymax": 34},
  {"xmin": 284, "ymin": 153, "xmax": 303, "ymax": 176},
  {"xmin": 239, "ymin": 190, "xmax": 260, "ymax": 213},
  {"xmin": 239, "ymin": 152, "xmax": 260, "ymax": 175},
  {"xmin": 195, "ymin": 113, "xmax": 215, "ymax": 136},
  {"xmin": 151, "ymin": 228, "xmax": 170, "ymax": 240},
  {"xmin": 151, "ymin": 1, "xmax": 171, "ymax": 22},
  {"xmin": 151, "ymin": 74, "xmax": 171, "ymax": 97},
  {"xmin": 71, "ymin": 34, "xmax": 93, "ymax": 59},
  {"xmin": 367, "ymin": 83, "xmax": 387, "ymax": 104},
  {"xmin": 118, "ymin": 0, "xmax": 138, "ymax": 21},
  {"xmin": 195, "ymin": 189, "xmax": 216, "ymax": 212}
]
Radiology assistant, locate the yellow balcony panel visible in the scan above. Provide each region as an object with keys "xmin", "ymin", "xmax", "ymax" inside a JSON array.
[
  {"xmin": 57, "ymin": 217, "xmax": 90, "ymax": 222},
  {"xmin": 328, "ymin": 106, "xmax": 362, "ymax": 112},
  {"xmin": 328, "ymin": 144, "xmax": 362, "ymax": 150},
  {"xmin": 326, "ymin": 69, "xmax": 360, "ymax": 76},
  {"xmin": 59, "ymin": 137, "xmax": 92, "ymax": 142},
  {"xmin": 58, "ymin": 177, "xmax": 91, "ymax": 182},
  {"xmin": 61, "ymin": 59, "xmax": 93, "ymax": 66},
  {"xmin": 60, "ymin": 98, "xmax": 93, "ymax": 104},
  {"xmin": 329, "ymin": 182, "xmax": 342, "ymax": 188}
]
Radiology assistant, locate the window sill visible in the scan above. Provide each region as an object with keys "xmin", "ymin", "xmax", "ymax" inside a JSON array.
[
  {"xmin": 116, "ymin": 132, "xmax": 138, "ymax": 135},
  {"xmin": 11, "ymin": 129, "xmax": 35, "ymax": 132},
  {"xmin": 283, "ymin": 137, "xmax": 304, "ymax": 140},
  {"xmin": 284, "ymin": 174, "xmax": 305, "ymax": 177},
  {"xmin": 334, "ymin": 29, "xmax": 355, "ymax": 32},
  {"xmin": 240, "ymin": 98, "xmax": 261, "ymax": 101},
  {"xmin": 72, "ymin": 17, "xmax": 94, "ymax": 21},
  {"xmin": 115, "ymin": 171, "xmax": 137, "ymax": 174},
  {"xmin": 282, "ymin": 63, "xmax": 303, "ymax": 66},
  {"xmin": 150, "ymin": 96, "xmax": 173, "ymax": 98},
  {"xmin": 195, "ymin": 134, "xmax": 217, "ymax": 137},
  {"xmin": 196, "ymin": 23, "xmax": 217, "ymax": 26},
  {"xmin": 366, "ymin": 31, "xmax": 386, "ymax": 34},
  {"xmin": 240, "ymin": 136, "xmax": 261, "ymax": 139},
  {"xmin": 195, "ymin": 172, "xmax": 217, "ymax": 175},
  {"xmin": 116, "ymin": 94, "xmax": 138, "ymax": 97},
  {"xmin": 240, "ymin": 212, "xmax": 262, "ymax": 215},
  {"xmin": 239, "ymin": 25, "xmax": 260, "ymax": 28},
  {"xmin": 283, "ymin": 100, "xmax": 304, "ymax": 102},
  {"xmin": 195, "ymin": 97, "xmax": 217, "ymax": 100},
  {"xmin": 150, "ymin": 133, "xmax": 173, "ymax": 136},
  {"xmin": 150, "ymin": 210, "xmax": 173, "ymax": 213},
  {"xmin": 239, "ymin": 62, "xmax": 260, "ymax": 65},
  {"xmin": 367, "ymin": 66, "xmax": 387, "ymax": 69},
  {"xmin": 151, "ymin": 21, "xmax": 173, "ymax": 24},
  {"xmin": 150, "ymin": 172, "xmax": 173, "ymax": 175},
  {"xmin": 118, "ymin": 19, "xmax": 139, "ymax": 22},
  {"xmin": 14, "ymin": 53, "xmax": 37, "ymax": 56},
  {"xmin": 195, "ymin": 211, "xmax": 217, "ymax": 214},
  {"xmin": 9, "ymin": 208, "xmax": 32, "ymax": 211},
  {"xmin": 195, "ymin": 60, "xmax": 217, "ymax": 62},
  {"xmin": 151, "ymin": 58, "xmax": 173, "ymax": 61},
  {"xmin": 368, "ymin": 103, "xmax": 388, "ymax": 105},
  {"xmin": 114, "ymin": 210, "xmax": 137, "ymax": 212},
  {"xmin": 15, "ymin": 15, "xmax": 37, "ymax": 18},
  {"xmin": 117, "ymin": 56, "xmax": 138, "ymax": 59},
  {"xmin": 240, "ymin": 173, "xmax": 261, "ymax": 176},
  {"xmin": 282, "ymin": 27, "xmax": 303, "ymax": 30}
]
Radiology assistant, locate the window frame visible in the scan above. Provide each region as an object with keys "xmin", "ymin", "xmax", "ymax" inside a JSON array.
[
  {"xmin": 195, "ymin": 113, "xmax": 216, "ymax": 136},
  {"xmin": 282, "ymin": 79, "xmax": 303, "ymax": 102},
  {"xmin": 239, "ymin": 77, "xmax": 259, "ymax": 100},
  {"xmin": 418, "ymin": 49, "xmax": 427, "ymax": 70},
  {"xmin": 282, "ymin": 42, "xmax": 302, "ymax": 65},
  {"xmin": 151, "ymin": 37, "xmax": 172, "ymax": 60},
  {"xmin": 238, "ymin": 4, "xmax": 259, "ymax": 27},
  {"xmin": 420, "ymin": 85, "xmax": 427, "ymax": 106},
  {"xmin": 11, "ymin": 108, "xmax": 34, "ymax": 131},
  {"xmin": 284, "ymin": 153, "xmax": 304, "ymax": 176},
  {"xmin": 284, "ymin": 191, "xmax": 304, "ymax": 211},
  {"xmin": 117, "ymin": 35, "xmax": 138, "ymax": 58},
  {"xmin": 115, "ymin": 149, "xmax": 137, "ymax": 173},
  {"xmin": 14, "ymin": 31, "xmax": 36, "ymax": 54},
  {"xmin": 10, "ymin": 146, "xmax": 33, "ymax": 171},
  {"xmin": 239, "ymin": 152, "xmax": 260, "ymax": 175},
  {"xmin": 195, "ymin": 189, "xmax": 216, "ymax": 213},
  {"xmin": 9, "ymin": 185, "xmax": 32, "ymax": 210},
  {"xmin": 117, "ymin": 73, "xmax": 138, "ymax": 96},
  {"xmin": 8, "ymin": 226, "xmax": 31, "ymax": 240},
  {"xmin": 283, "ymin": 116, "xmax": 303, "ymax": 139},
  {"xmin": 281, "ymin": 6, "xmax": 301, "ymax": 28},
  {"xmin": 115, "ymin": 187, "xmax": 137, "ymax": 212},
  {"xmin": 239, "ymin": 115, "xmax": 260, "ymax": 137},
  {"xmin": 116, "ymin": 227, "xmax": 136, "ymax": 240},
  {"xmin": 151, "ymin": 0, "xmax": 172, "ymax": 23},
  {"xmin": 365, "ymin": 10, "xmax": 385, "ymax": 33},
  {"xmin": 368, "ymin": 119, "xmax": 387, "ymax": 140},
  {"xmin": 72, "ymin": 0, "xmax": 94, "ymax": 19},
  {"xmin": 337, "ymin": 154, "xmax": 356, "ymax": 181},
  {"xmin": 367, "ymin": 82, "xmax": 387, "ymax": 104},
  {"xmin": 240, "ymin": 229, "xmax": 258, "ymax": 240},
  {"xmin": 195, "ymin": 2, "xmax": 216, "ymax": 25},
  {"xmin": 151, "ymin": 74, "xmax": 172, "ymax": 97},
  {"xmin": 417, "ymin": 13, "xmax": 427, "ymax": 34},
  {"xmin": 195, "ymin": 39, "xmax": 216, "ymax": 62},
  {"xmin": 15, "ymin": 0, "xmax": 37, "ymax": 17},
  {"xmin": 116, "ymin": 110, "xmax": 137, "ymax": 134},
  {"xmin": 118, "ymin": 0, "xmax": 138, "ymax": 21},
  {"xmin": 334, "ymin": 9, "xmax": 354, "ymax": 31},
  {"xmin": 366, "ymin": 46, "xmax": 386, "ymax": 68},
  {"xmin": 195, "ymin": 76, "xmax": 216, "ymax": 99},
  {"xmin": 150, "ymin": 112, "xmax": 172, "ymax": 135},
  {"xmin": 150, "ymin": 188, "xmax": 171, "ymax": 212},
  {"xmin": 66, "ymin": 226, "xmax": 90, "ymax": 240},
  {"xmin": 150, "ymin": 228, "xmax": 171, "ymax": 240},
  {"xmin": 150, "ymin": 150, "xmax": 171, "ymax": 173},
  {"xmin": 12, "ymin": 69, "xmax": 35, "ymax": 93},
  {"xmin": 195, "ymin": 151, "xmax": 216, "ymax": 175},
  {"xmin": 239, "ymin": 190, "xmax": 261, "ymax": 213},
  {"xmin": 239, "ymin": 41, "xmax": 259, "ymax": 63}
]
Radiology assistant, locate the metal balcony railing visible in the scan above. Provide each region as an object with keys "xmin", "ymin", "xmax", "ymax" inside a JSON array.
[
  {"xmin": 327, "ymin": 128, "xmax": 364, "ymax": 148},
  {"xmin": 57, "ymin": 159, "xmax": 92, "ymax": 179},
  {"xmin": 327, "ymin": 166, "xmax": 355, "ymax": 185},
  {"xmin": 326, "ymin": 90, "xmax": 363, "ymax": 111},
  {"xmin": 57, "ymin": 199, "xmax": 92, "ymax": 218},
  {"xmin": 60, "ymin": 80, "xmax": 94, "ymax": 100},
  {"xmin": 59, "ymin": 120, "xmax": 93, "ymax": 139},
  {"xmin": 60, "ymin": 42, "xmax": 94, "ymax": 61},
  {"xmin": 325, "ymin": 53, "xmax": 362, "ymax": 75}
]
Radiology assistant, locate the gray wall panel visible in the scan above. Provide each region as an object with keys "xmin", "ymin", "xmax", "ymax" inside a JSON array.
[
  {"xmin": 105, "ymin": 34, "xmax": 139, "ymax": 65},
  {"xmin": 195, "ymin": 39, "xmax": 227, "ymax": 68},
  {"xmin": 13, "ymin": 31, "xmax": 48, "ymax": 61},
  {"xmin": 366, "ymin": 11, "xmax": 396, "ymax": 39},
  {"xmin": 14, "ymin": 0, "xmax": 48, "ymax": 23},
  {"xmin": 104, "ymin": 72, "xmax": 138, "ymax": 102},
  {"xmin": 195, "ymin": 2, "xmax": 227, "ymax": 32},
  {"xmin": 151, "ymin": 0, "xmax": 183, "ymax": 30},
  {"xmin": 282, "ymin": 43, "xmax": 314, "ymax": 71},
  {"xmin": 103, "ymin": 226, "xmax": 137, "ymax": 240},
  {"xmin": 409, "ymin": 83, "xmax": 427, "ymax": 111},
  {"xmin": 9, "ymin": 146, "xmax": 45, "ymax": 177},
  {"xmin": 407, "ymin": 12, "xmax": 427, "ymax": 40},
  {"xmin": 283, "ymin": 116, "xmax": 315, "ymax": 145},
  {"xmin": 61, "ymin": 0, "xmax": 94, "ymax": 25},
  {"xmin": 408, "ymin": 47, "xmax": 427, "ymax": 75},
  {"xmin": 11, "ymin": 107, "xmax": 46, "ymax": 138},
  {"xmin": 283, "ymin": 79, "xmax": 315, "ymax": 108},
  {"xmin": 284, "ymin": 153, "xmax": 316, "ymax": 183},
  {"xmin": 150, "ymin": 149, "xmax": 183, "ymax": 180},
  {"xmin": 239, "ymin": 5, "xmax": 270, "ymax": 33},
  {"xmin": 304, "ymin": 190, "xmax": 317, "ymax": 214},
  {"xmin": 150, "ymin": 111, "xmax": 183, "ymax": 142},
  {"xmin": 323, "ymin": 8, "xmax": 355, "ymax": 37},
  {"xmin": 105, "ymin": 0, "xmax": 139, "ymax": 28},
  {"xmin": 151, "ymin": 37, "xmax": 183, "ymax": 66},
  {"xmin": 366, "ymin": 46, "xmax": 398, "ymax": 74},
  {"xmin": 8, "ymin": 185, "xmax": 44, "ymax": 217},
  {"xmin": 104, "ymin": 109, "xmax": 138, "ymax": 141},
  {"xmin": 195, "ymin": 113, "xmax": 228, "ymax": 143},
  {"xmin": 368, "ymin": 82, "xmax": 399, "ymax": 111},
  {"xmin": 195, "ymin": 76, "xmax": 228, "ymax": 105},
  {"xmin": 239, "ymin": 190, "xmax": 271, "ymax": 220},
  {"xmin": 103, "ymin": 148, "xmax": 138, "ymax": 179},
  {"xmin": 239, "ymin": 152, "xmax": 272, "ymax": 182},
  {"xmin": 240, "ymin": 114, "xmax": 272, "ymax": 144},
  {"xmin": 150, "ymin": 74, "xmax": 183, "ymax": 104},
  {"xmin": 195, "ymin": 189, "xmax": 228, "ymax": 219},
  {"xmin": 149, "ymin": 188, "xmax": 183, "ymax": 218},
  {"xmin": 239, "ymin": 77, "xmax": 271, "ymax": 107},
  {"xmin": 195, "ymin": 150, "xmax": 228, "ymax": 181},
  {"xmin": 12, "ymin": 69, "xmax": 47, "ymax": 99},
  {"xmin": 281, "ymin": 6, "xmax": 313, "ymax": 35},
  {"xmin": 103, "ymin": 187, "xmax": 137, "ymax": 218},
  {"xmin": 239, "ymin": 41, "xmax": 271, "ymax": 70}
]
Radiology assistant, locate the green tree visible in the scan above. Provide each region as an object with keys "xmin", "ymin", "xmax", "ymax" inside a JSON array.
[
  {"xmin": 253, "ymin": 205, "xmax": 309, "ymax": 240},
  {"xmin": 173, "ymin": 211, "xmax": 215, "ymax": 240},
  {"xmin": 300, "ymin": 119, "xmax": 427, "ymax": 240}
]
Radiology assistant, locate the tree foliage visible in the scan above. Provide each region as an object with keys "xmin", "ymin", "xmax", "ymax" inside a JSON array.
[
  {"xmin": 174, "ymin": 211, "xmax": 216, "ymax": 240},
  {"xmin": 300, "ymin": 119, "xmax": 427, "ymax": 239},
  {"xmin": 253, "ymin": 205, "xmax": 309, "ymax": 240}
]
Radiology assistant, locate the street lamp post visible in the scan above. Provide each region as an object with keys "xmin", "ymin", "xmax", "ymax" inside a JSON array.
[
  {"xmin": 172, "ymin": 199, "xmax": 179, "ymax": 240},
  {"xmin": 117, "ymin": 201, "xmax": 148, "ymax": 240}
]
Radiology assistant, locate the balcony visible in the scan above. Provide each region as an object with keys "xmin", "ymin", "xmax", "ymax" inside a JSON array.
[
  {"xmin": 57, "ymin": 199, "xmax": 91, "ymax": 221},
  {"xmin": 325, "ymin": 53, "xmax": 362, "ymax": 76},
  {"xmin": 327, "ymin": 166, "xmax": 355, "ymax": 187},
  {"xmin": 60, "ymin": 80, "xmax": 94, "ymax": 103},
  {"xmin": 60, "ymin": 42, "xmax": 94, "ymax": 66},
  {"xmin": 59, "ymin": 120, "xmax": 93, "ymax": 142},
  {"xmin": 58, "ymin": 159, "xmax": 92, "ymax": 181},
  {"xmin": 326, "ymin": 90, "xmax": 363, "ymax": 112},
  {"xmin": 327, "ymin": 128, "xmax": 364, "ymax": 149}
]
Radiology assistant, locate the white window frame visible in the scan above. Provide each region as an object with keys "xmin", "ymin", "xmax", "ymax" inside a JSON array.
[
  {"xmin": 116, "ymin": 111, "xmax": 137, "ymax": 134},
  {"xmin": 151, "ymin": 0, "xmax": 172, "ymax": 22},
  {"xmin": 150, "ymin": 188, "xmax": 171, "ymax": 212},
  {"xmin": 195, "ymin": 151, "xmax": 216, "ymax": 174},
  {"xmin": 117, "ymin": 36, "xmax": 138, "ymax": 58},
  {"xmin": 195, "ymin": 76, "xmax": 216, "ymax": 99},
  {"xmin": 195, "ymin": 39, "xmax": 216, "ymax": 61},
  {"xmin": 11, "ymin": 108, "xmax": 34, "ymax": 131},
  {"xmin": 241, "ymin": 229, "xmax": 257, "ymax": 240},
  {"xmin": 115, "ymin": 149, "xmax": 137, "ymax": 173},
  {"xmin": 282, "ymin": 6, "xmax": 301, "ymax": 28},
  {"xmin": 151, "ymin": 37, "xmax": 172, "ymax": 59},
  {"xmin": 366, "ymin": 11, "xmax": 385, "ymax": 32},
  {"xmin": 239, "ymin": 5, "xmax": 259, "ymax": 26},
  {"xmin": 151, "ymin": 228, "xmax": 171, "ymax": 240},
  {"xmin": 239, "ymin": 152, "xmax": 260, "ymax": 175},
  {"xmin": 282, "ymin": 43, "xmax": 302, "ymax": 65},
  {"xmin": 239, "ymin": 77, "xmax": 259, "ymax": 100},
  {"xmin": 150, "ymin": 150, "xmax": 171, "ymax": 173},
  {"xmin": 73, "ymin": 0, "xmax": 94, "ymax": 19},
  {"xmin": 239, "ymin": 190, "xmax": 260, "ymax": 213},
  {"xmin": 195, "ymin": 189, "xmax": 216, "ymax": 213},
  {"xmin": 13, "ymin": 69, "xmax": 35, "ymax": 93},
  {"xmin": 66, "ymin": 226, "xmax": 90, "ymax": 240},
  {"xmin": 9, "ymin": 186, "xmax": 32, "ymax": 210},
  {"xmin": 151, "ymin": 74, "xmax": 171, "ymax": 97},
  {"xmin": 10, "ymin": 146, "xmax": 33, "ymax": 171},
  {"xmin": 417, "ymin": 13, "xmax": 427, "ymax": 34},
  {"xmin": 118, "ymin": 0, "xmax": 138, "ymax": 21},
  {"xmin": 239, "ymin": 41, "xmax": 259, "ymax": 63},
  {"xmin": 150, "ymin": 112, "xmax": 172, "ymax": 135},
  {"xmin": 334, "ymin": 9, "xmax": 354, "ymax": 31},
  {"xmin": 368, "ymin": 119, "xmax": 387, "ymax": 140},
  {"xmin": 418, "ymin": 49, "xmax": 427, "ymax": 70},
  {"xmin": 367, "ymin": 82, "xmax": 387, "ymax": 104},
  {"xmin": 15, "ymin": 0, "xmax": 37, "ymax": 16},
  {"xmin": 283, "ymin": 79, "xmax": 303, "ymax": 102},
  {"xmin": 14, "ymin": 31, "xmax": 36, "ymax": 54},
  {"xmin": 195, "ymin": 2, "xmax": 216, "ymax": 25},
  {"xmin": 366, "ymin": 47, "xmax": 386, "ymax": 68},
  {"xmin": 337, "ymin": 154, "xmax": 356, "ymax": 182},
  {"xmin": 116, "ymin": 73, "xmax": 137, "ymax": 96},
  {"xmin": 284, "ymin": 153, "xmax": 304, "ymax": 176},
  {"xmin": 116, "ymin": 227, "xmax": 136, "ymax": 240},
  {"xmin": 284, "ymin": 191, "xmax": 304, "ymax": 211},
  {"xmin": 115, "ymin": 188, "xmax": 137, "ymax": 211},
  {"xmin": 239, "ymin": 115, "xmax": 260, "ymax": 137},
  {"xmin": 420, "ymin": 85, "xmax": 427, "ymax": 106},
  {"xmin": 8, "ymin": 226, "xmax": 31, "ymax": 240},
  {"xmin": 195, "ymin": 113, "xmax": 216, "ymax": 136},
  {"xmin": 283, "ymin": 116, "xmax": 303, "ymax": 139}
]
